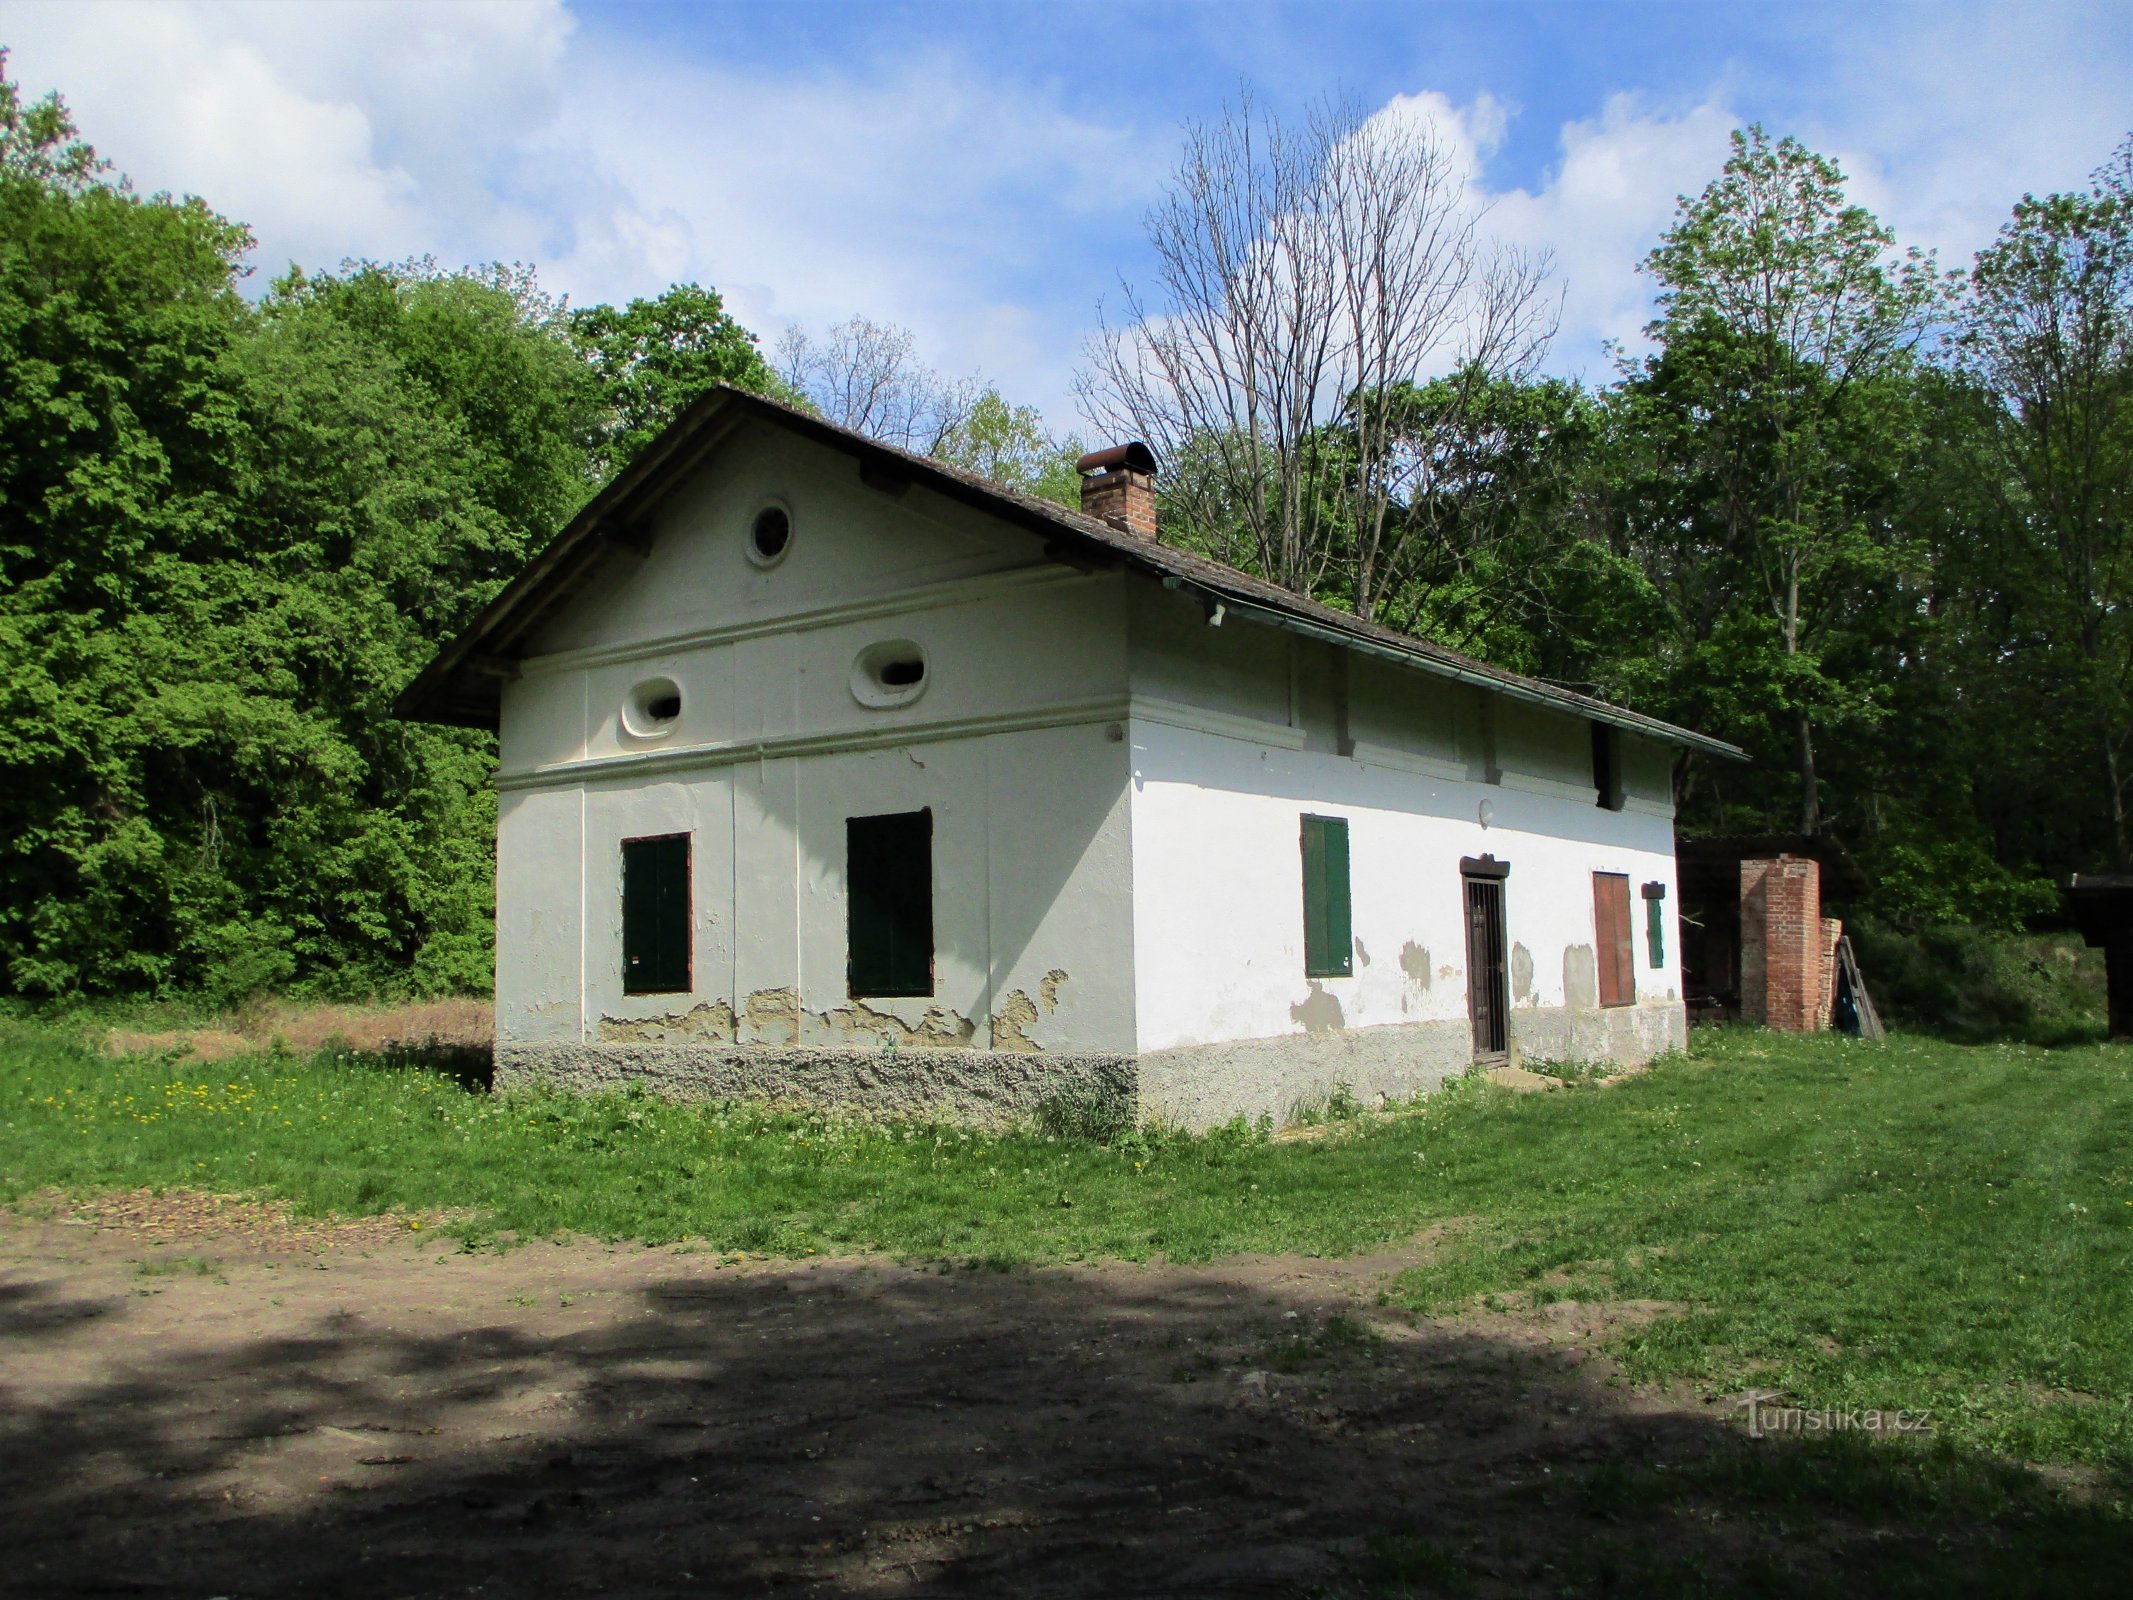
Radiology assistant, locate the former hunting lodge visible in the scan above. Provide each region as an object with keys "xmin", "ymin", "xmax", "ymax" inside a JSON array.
[{"xmin": 397, "ymin": 386, "xmax": 1743, "ymax": 1128}]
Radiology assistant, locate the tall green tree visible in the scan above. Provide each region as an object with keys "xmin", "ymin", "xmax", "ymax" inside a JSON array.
[
  {"xmin": 570, "ymin": 282, "xmax": 783, "ymax": 476},
  {"xmin": 0, "ymin": 62, "xmax": 258, "ymax": 994},
  {"xmin": 1958, "ymin": 143, "xmax": 2133, "ymax": 864},
  {"xmin": 1633, "ymin": 127, "xmax": 1950, "ymax": 832},
  {"xmin": 933, "ymin": 385, "xmax": 1083, "ymax": 507},
  {"xmin": 216, "ymin": 259, "xmax": 613, "ymax": 996}
]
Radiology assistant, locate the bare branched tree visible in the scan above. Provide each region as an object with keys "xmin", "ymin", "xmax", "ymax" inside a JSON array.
[
  {"xmin": 777, "ymin": 315, "xmax": 980, "ymax": 454},
  {"xmin": 1076, "ymin": 92, "xmax": 1555, "ymax": 619}
]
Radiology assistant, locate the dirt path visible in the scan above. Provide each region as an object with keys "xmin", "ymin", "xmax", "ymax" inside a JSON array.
[{"xmin": 0, "ymin": 1196, "xmax": 1807, "ymax": 1596}]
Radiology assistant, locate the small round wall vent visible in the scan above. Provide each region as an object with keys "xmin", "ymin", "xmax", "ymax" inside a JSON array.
[
  {"xmin": 747, "ymin": 504, "xmax": 792, "ymax": 567},
  {"xmin": 622, "ymin": 677, "xmax": 683, "ymax": 738},
  {"xmin": 850, "ymin": 640, "xmax": 928, "ymax": 708}
]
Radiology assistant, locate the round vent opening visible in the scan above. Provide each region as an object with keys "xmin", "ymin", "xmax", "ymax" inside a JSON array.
[
  {"xmin": 748, "ymin": 504, "xmax": 792, "ymax": 566},
  {"xmin": 850, "ymin": 640, "xmax": 928, "ymax": 708},
  {"xmin": 622, "ymin": 677, "xmax": 683, "ymax": 738}
]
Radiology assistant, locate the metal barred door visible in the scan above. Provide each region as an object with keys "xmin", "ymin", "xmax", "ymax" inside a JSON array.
[{"xmin": 1465, "ymin": 873, "xmax": 1509, "ymax": 1060}]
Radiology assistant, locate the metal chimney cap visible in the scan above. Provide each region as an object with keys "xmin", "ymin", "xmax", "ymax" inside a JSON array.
[{"xmin": 1074, "ymin": 442, "xmax": 1158, "ymax": 476}]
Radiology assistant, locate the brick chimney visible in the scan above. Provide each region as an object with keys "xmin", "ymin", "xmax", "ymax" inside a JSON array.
[{"xmin": 1076, "ymin": 443, "xmax": 1158, "ymax": 539}]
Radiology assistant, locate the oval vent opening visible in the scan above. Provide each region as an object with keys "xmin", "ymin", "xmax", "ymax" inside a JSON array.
[
  {"xmin": 622, "ymin": 677, "xmax": 683, "ymax": 738},
  {"xmin": 850, "ymin": 640, "xmax": 928, "ymax": 708},
  {"xmin": 748, "ymin": 505, "xmax": 791, "ymax": 566}
]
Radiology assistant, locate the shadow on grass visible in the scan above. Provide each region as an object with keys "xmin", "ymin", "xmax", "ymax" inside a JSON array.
[
  {"xmin": 316, "ymin": 1040, "xmax": 494, "ymax": 1094},
  {"xmin": 0, "ymin": 1251, "xmax": 2124, "ymax": 1598}
]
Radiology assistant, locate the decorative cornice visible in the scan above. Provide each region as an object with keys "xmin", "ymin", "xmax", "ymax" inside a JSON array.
[
  {"xmin": 1497, "ymin": 771, "xmax": 1604, "ymax": 804},
  {"xmin": 1129, "ymin": 696, "xmax": 1307, "ymax": 751},
  {"xmin": 1344, "ymin": 738, "xmax": 1468, "ymax": 782},
  {"xmin": 514, "ymin": 561, "xmax": 1088, "ymax": 679},
  {"xmin": 497, "ymin": 695, "xmax": 1134, "ymax": 792}
]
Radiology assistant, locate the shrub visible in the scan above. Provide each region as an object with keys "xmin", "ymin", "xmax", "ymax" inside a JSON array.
[{"xmin": 1849, "ymin": 920, "xmax": 2105, "ymax": 1045}]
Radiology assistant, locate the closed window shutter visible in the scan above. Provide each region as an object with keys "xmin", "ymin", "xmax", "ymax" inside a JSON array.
[
  {"xmin": 1593, "ymin": 872, "xmax": 1633, "ymax": 1007},
  {"xmin": 848, "ymin": 810, "xmax": 934, "ymax": 997},
  {"xmin": 622, "ymin": 834, "xmax": 691, "ymax": 995},
  {"xmin": 1302, "ymin": 815, "xmax": 1352, "ymax": 978}
]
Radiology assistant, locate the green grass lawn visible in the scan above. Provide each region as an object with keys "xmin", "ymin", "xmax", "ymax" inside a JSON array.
[{"xmin": 5, "ymin": 1019, "xmax": 2131, "ymax": 1480}]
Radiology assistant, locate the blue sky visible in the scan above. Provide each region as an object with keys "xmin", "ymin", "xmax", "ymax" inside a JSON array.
[{"xmin": 3, "ymin": 1, "xmax": 2128, "ymax": 426}]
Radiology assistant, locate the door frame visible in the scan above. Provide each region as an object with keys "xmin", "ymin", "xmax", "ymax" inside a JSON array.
[{"xmin": 1461, "ymin": 854, "xmax": 1511, "ymax": 1062}]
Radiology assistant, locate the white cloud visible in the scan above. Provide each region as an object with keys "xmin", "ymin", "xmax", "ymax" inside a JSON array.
[
  {"xmin": 0, "ymin": 0, "xmax": 572, "ymax": 278},
  {"xmin": 0, "ymin": 0, "xmax": 2124, "ymax": 426},
  {"xmin": 1483, "ymin": 93, "xmax": 1742, "ymax": 377},
  {"xmin": 1794, "ymin": 4, "xmax": 2130, "ymax": 271},
  {"xmin": 529, "ymin": 40, "xmax": 1158, "ymax": 407},
  {"xmin": 0, "ymin": 0, "xmax": 1150, "ymax": 416},
  {"xmin": 1335, "ymin": 88, "xmax": 1739, "ymax": 382}
]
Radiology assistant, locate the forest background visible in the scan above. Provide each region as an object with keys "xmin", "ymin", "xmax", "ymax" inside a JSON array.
[{"xmin": 4, "ymin": 55, "xmax": 2128, "ymax": 1031}]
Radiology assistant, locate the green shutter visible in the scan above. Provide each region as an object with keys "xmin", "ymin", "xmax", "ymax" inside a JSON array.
[
  {"xmin": 848, "ymin": 810, "xmax": 934, "ymax": 997},
  {"xmin": 1302, "ymin": 815, "xmax": 1352, "ymax": 978},
  {"xmin": 1645, "ymin": 884, "xmax": 1666, "ymax": 968},
  {"xmin": 622, "ymin": 834, "xmax": 691, "ymax": 994}
]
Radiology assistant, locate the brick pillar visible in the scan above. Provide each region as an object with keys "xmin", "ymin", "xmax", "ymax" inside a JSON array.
[{"xmin": 1739, "ymin": 855, "xmax": 1823, "ymax": 1032}]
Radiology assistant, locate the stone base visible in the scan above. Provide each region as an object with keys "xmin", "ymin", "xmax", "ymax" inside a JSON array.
[
  {"xmin": 495, "ymin": 1041, "xmax": 1136, "ymax": 1130},
  {"xmin": 1136, "ymin": 1017, "xmax": 1475, "ymax": 1130},
  {"xmin": 497, "ymin": 1001, "xmax": 1689, "ymax": 1132},
  {"xmin": 1508, "ymin": 998, "xmax": 1686, "ymax": 1068}
]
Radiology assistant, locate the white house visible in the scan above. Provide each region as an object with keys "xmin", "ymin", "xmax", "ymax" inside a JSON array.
[{"xmin": 398, "ymin": 387, "xmax": 1742, "ymax": 1129}]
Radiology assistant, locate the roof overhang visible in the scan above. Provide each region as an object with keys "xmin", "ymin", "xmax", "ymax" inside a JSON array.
[{"xmin": 2067, "ymin": 874, "xmax": 2133, "ymax": 947}]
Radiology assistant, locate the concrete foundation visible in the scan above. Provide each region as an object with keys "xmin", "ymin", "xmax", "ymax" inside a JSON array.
[
  {"xmin": 496, "ymin": 997, "xmax": 1690, "ymax": 1132},
  {"xmin": 1507, "ymin": 998, "xmax": 1687, "ymax": 1066},
  {"xmin": 1136, "ymin": 1017, "xmax": 1475, "ymax": 1129},
  {"xmin": 495, "ymin": 1042, "xmax": 1137, "ymax": 1129}
]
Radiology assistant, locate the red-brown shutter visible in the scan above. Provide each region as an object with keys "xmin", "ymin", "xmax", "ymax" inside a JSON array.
[{"xmin": 1594, "ymin": 872, "xmax": 1634, "ymax": 1007}]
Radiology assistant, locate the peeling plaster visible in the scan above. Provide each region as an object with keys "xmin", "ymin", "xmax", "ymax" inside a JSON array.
[
  {"xmin": 598, "ymin": 1001, "xmax": 738, "ymax": 1044},
  {"xmin": 1289, "ymin": 982, "xmax": 1346, "ymax": 1034},
  {"xmin": 1564, "ymin": 945, "xmax": 1599, "ymax": 1011},
  {"xmin": 603, "ymin": 976, "xmax": 1079, "ymax": 1056},
  {"xmin": 993, "ymin": 968, "xmax": 1072, "ymax": 1052},
  {"xmin": 1399, "ymin": 942, "xmax": 1432, "ymax": 989},
  {"xmin": 1038, "ymin": 968, "xmax": 1068, "ymax": 1012},
  {"xmin": 741, "ymin": 987, "xmax": 803, "ymax": 1046},
  {"xmin": 1511, "ymin": 942, "xmax": 1535, "ymax": 1005},
  {"xmin": 993, "ymin": 990, "xmax": 1044, "ymax": 1053},
  {"xmin": 1353, "ymin": 937, "xmax": 1371, "ymax": 968},
  {"xmin": 814, "ymin": 999, "xmax": 976, "ymax": 1049}
]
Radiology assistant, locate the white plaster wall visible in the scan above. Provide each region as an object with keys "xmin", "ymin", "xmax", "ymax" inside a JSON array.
[
  {"xmin": 491, "ymin": 422, "xmax": 1140, "ymax": 1061},
  {"xmin": 1125, "ymin": 698, "xmax": 1684, "ymax": 1060},
  {"xmin": 500, "ymin": 571, "xmax": 1127, "ymax": 780},
  {"xmin": 495, "ymin": 785, "xmax": 585, "ymax": 1045},
  {"xmin": 1124, "ymin": 583, "xmax": 1294, "ymax": 731},
  {"xmin": 530, "ymin": 420, "xmax": 1038, "ymax": 659},
  {"xmin": 498, "ymin": 423, "xmax": 1129, "ymax": 784},
  {"xmin": 491, "ymin": 419, "xmax": 1690, "ymax": 1091},
  {"xmin": 515, "ymin": 723, "xmax": 1136, "ymax": 1055}
]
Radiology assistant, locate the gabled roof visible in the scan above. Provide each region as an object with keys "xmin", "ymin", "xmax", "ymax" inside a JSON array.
[{"xmin": 394, "ymin": 384, "xmax": 1746, "ymax": 761}]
